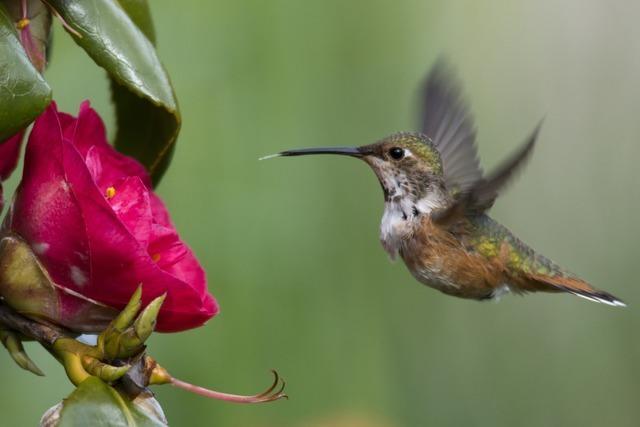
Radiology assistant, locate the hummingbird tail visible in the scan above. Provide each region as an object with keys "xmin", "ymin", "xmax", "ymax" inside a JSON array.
[{"xmin": 525, "ymin": 274, "xmax": 626, "ymax": 307}]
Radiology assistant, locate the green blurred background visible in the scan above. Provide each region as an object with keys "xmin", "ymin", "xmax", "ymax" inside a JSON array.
[{"xmin": 2, "ymin": 0, "xmax": 640, "ymax": 425}]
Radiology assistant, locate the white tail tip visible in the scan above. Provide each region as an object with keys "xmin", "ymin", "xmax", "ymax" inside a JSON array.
[{"xmin": 571, "ymin": 291, "xmax": 627, "ymax": 307}]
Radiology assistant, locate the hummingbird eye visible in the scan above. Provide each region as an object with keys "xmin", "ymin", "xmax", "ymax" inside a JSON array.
[{"xmin": 388, "ymin": 147, "xmax": 405, "ymax": 160}]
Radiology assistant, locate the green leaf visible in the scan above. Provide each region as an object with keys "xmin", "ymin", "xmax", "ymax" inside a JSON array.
[
  {"xmin": 110, "ymin": 82, "xmax": 179, "ymax": 187},
  {"xmin": 0, "ymin": 4, "xmax": 51, "ymax": 141},
  {"xmin": 49, "ymin": 0, "xmax": 180, "ymax": 185},
  {"xmin": 57, "ymin": 377, "xmax": 167, "ymax": 427},
  {"xmin": 115, "ymin": 0, "xmax": 155, "ymax": 43}
]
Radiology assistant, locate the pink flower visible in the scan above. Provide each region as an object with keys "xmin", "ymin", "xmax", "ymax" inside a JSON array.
[
  {"xmin": 0, "ymin": 132, "xmax": 24, "ymax": 213},
  {"xmin": 2, "ymin": 102, "xmax": 218, "ymax": 332}
]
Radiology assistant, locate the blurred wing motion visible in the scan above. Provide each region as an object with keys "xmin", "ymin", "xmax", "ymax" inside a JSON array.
[
  {"xmin": 419, "ymin": 61, "xmax": 483, "ymax": 194},
  {"xmin": 419, "ymin": 61, "xmax": 541, "ymax": 223},
  {"xmin": 433, "ymin": 123, "xmax": 541, "ymax": 224}
]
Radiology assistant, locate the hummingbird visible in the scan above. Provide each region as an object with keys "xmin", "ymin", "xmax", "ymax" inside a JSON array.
[{"xmin": 263, "ymin": 62, "xmax": 625, "ymax": 307}]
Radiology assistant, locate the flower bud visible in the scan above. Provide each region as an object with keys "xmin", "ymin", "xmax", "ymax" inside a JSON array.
[{"xmin": 0, "ymin": 233, "xmax": 117, "ymax": 332}]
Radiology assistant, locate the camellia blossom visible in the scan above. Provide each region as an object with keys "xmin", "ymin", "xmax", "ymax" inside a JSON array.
[{"xmin": 1, "ymin": 102, "xmax": 218, "ymax": 332}]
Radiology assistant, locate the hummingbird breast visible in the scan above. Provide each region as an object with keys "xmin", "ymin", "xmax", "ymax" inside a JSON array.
[
  {"xmin": 379, "ymin": 192, "xmax": 447, "ymax": 259},
  {"xmin": 380, "ymin": 199, "xmax": 418, "ymax": 259},
  {"xmin": 396, "ymin": 216, "xmax": 508, "ymax": 300}
]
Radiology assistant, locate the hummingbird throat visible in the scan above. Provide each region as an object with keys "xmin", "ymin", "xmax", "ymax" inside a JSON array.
[{"xmin": 378, "ymin": 172, "xmax": 446, "ymax": 259}]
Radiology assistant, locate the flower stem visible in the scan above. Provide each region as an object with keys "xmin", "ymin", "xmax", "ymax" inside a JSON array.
[
  {"xmin": 168, "ymin": 370, "xmax": 287, "ymax": 404},
  {"xmin": 0, "ymin": 303, "xmax": 63, "ymax": 346},
  {"xmin": 41, "ymin": 0, "xmax": 82, "ymax": 38}
]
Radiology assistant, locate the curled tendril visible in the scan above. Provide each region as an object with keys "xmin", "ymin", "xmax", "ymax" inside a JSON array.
[{"xmin": 169, "ymin": 370, "xmax": 288, "ymax": 404}]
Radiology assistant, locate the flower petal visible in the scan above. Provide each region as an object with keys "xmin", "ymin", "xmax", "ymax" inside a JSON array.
[
  {"xmin": 149, "ymin": 193, "xmax": 173, "ymax": 228},
  {"xmin": 7, "ymin": 102, "xmax": 91, "ymax": 293},
  {"xmin": 149, "ymin": 224, "xmax": 206, "ymax": 295},
  {"xmin": 106, "ymin": 176, "xmax": 152, "ymax": 248},
  {"xmin": 71, "ymin": 101, "xmax": 152, "ymax": 188},
  {"xmin": 0, "ymin": 131, "xmax": 24, "ymax": 180}
]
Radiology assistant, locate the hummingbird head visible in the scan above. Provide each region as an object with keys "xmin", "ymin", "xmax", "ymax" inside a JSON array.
[
  {"xmin": 358, "ymin": 132, "xmax": 444, "ymax": 202},
  {"xmin": 267, "ymin": 132, "xmax": 446, "ymax": 204}
]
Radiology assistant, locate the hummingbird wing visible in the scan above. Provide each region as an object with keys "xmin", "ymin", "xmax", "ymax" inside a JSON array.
[
  {"xmin": 419, "ymin": 61, "xmax": 483, "ymax": 194},
  {"xmin": 433, "ymin": 122, "xmax": 541, "ymax": 224}
]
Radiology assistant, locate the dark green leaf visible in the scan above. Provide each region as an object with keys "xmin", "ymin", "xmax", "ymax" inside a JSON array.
[
  {"xmin": 0, "ymin": 4, "xmax": 51, "ymax": 141},
  {"xmin": 109, "ymin": 82, "xmax": 179, "ymax": 186},
  {"xmin": 49, "ymin": 0, "xmax": 180, "ymax": 185},
  {"xmin": 57, "ymin": 377, "xmax": 167, "ymax": 427},
  {"xmin": 110, "ymin": 1, "xmax": 169, "ymax": 185}
]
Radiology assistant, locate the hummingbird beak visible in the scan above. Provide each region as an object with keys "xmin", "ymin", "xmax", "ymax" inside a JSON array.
[{"xmin": 260, "ymin": 146, "xmax": 366, "ymax": 160}]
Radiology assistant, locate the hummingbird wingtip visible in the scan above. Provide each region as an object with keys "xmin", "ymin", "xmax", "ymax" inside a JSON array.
[{"xmin": 259, "ymin": 153, "xmax": 282, "ymax": 161}]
